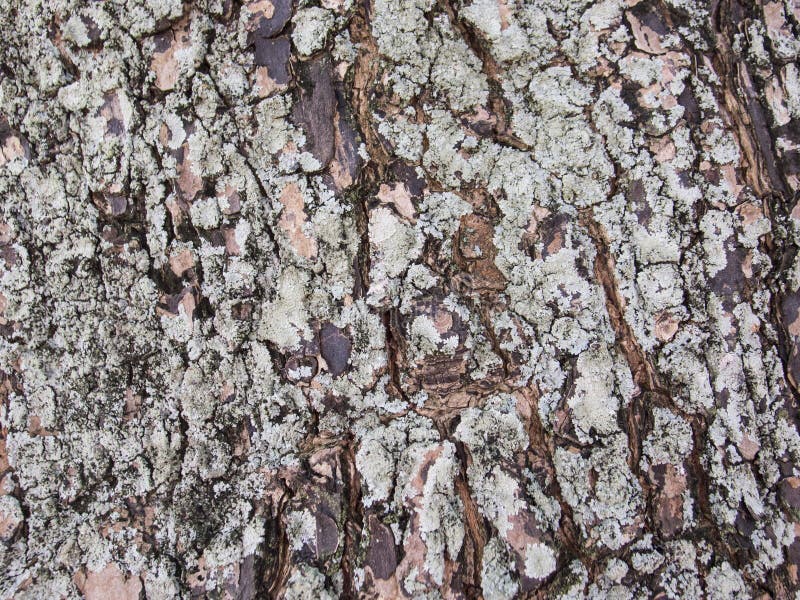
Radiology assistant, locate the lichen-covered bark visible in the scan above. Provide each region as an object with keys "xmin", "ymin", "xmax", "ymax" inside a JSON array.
[{"xmin": 1, "ymin": 0, "xmax": 800, "ymax": 597}]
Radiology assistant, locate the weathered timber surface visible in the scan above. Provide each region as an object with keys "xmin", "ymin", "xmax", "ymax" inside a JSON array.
[{"xmin": 1, "ymin": 0, "xmax": 800, "ymax": 597}]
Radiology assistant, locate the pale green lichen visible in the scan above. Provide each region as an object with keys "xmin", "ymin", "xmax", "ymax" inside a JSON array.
[
  {"xmin": 480, "ymin": 536, "xmax": 519, "ymax": 600},
  {"xmin": 554, "ymin": 433, "xmax": 643, "ymax": 550},
  {"xmin": 416, "ymin": 441, "xmax": 464, "ymax": 585},
  {"xmin": 292, "ymin": 7, "xmax": 335, "ymax": 57},
  {"xmin": 0, "ymin": 0, "xmax": 796, "ymax": 595},
  {"xmin": 642, "ymin": 408, "xmax": 693, "ymax": 469},
  {"xmin": 524, "ymin": 542, "xmax": 557, "ymax": 580}
]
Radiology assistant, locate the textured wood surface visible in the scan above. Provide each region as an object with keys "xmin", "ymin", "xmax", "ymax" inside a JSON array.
[{"xmin": 1, "ymin": 0, "xmax": 800, "ymax": 597}]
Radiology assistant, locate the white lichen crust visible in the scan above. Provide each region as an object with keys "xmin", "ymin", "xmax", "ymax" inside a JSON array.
[{"xmin": 0, "ymin": 0, "xmax": 798, "ymax": 597}]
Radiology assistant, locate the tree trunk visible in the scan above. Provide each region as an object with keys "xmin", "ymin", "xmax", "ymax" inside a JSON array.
[{"xmin": 1, "ymin": 0, "xmax": 800, "ymax": 597}]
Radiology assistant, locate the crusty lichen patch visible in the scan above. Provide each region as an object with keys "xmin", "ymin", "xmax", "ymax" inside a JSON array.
[{"xmin": 0, "ymin": 0, "xmax": 798, "ymax": 596}]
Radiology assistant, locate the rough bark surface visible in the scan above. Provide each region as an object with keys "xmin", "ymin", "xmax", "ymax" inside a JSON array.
[{"xmin": 1, "ymin": 0, "xmax": 800, "ymax": 597}]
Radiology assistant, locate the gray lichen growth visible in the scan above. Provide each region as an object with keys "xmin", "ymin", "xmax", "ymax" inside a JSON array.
[{"xmin": 0, "ymin": 0, "xmax": 799, "ymax": 597}]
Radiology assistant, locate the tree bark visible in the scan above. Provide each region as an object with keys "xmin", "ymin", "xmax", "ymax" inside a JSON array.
[{"xmin": 1, "ymin": 0, "xmax": 800, "ymax": 597}]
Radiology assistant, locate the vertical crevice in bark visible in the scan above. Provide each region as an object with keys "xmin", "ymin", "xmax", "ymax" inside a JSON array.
[
  {"xmin": 451, "ymin": 438, "xmax": 486, "ymax": 597},
  {"xmin": 262, "ymin": 485, "xmax": 293, "ymax": 598},
  {"xmin": 710, "ymin": 0, "xmax": 790, "ymax": 198},
  {"xmin": 339, "ymin": 436, "xmax": 363, "ymax": 599},
  {"xmin": 438, "ymin": 0, "xmax": 530, "ymax": 153}
]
